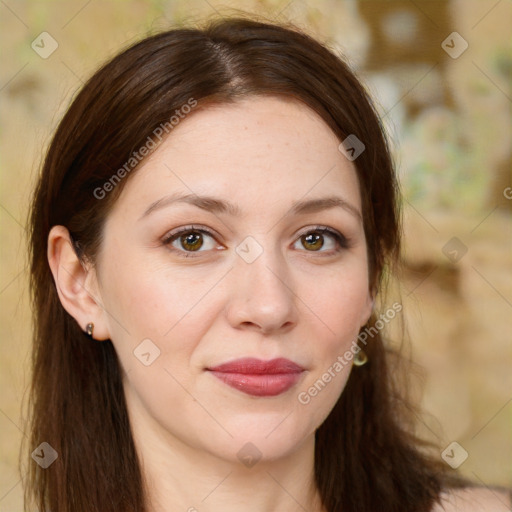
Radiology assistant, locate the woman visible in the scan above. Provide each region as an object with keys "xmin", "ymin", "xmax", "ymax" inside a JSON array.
[{"xmin": 23, "ymin": 14, "xmax": 511, "ymax": 512}]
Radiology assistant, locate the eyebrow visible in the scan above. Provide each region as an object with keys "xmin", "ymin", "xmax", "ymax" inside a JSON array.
[{"xmin": 139, "ymin": 192, "xmax": 362, "ymax": 222}]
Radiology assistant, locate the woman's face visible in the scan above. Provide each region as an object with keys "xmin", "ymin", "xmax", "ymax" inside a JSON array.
[{"xmin": 93, "ymin": 96, "xmax": 373, "ymax": 464}]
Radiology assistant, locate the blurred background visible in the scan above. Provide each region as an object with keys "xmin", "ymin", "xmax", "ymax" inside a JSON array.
[{"xmin": 0, "ymin": 0, "xmax": 510, "ymax": 509}]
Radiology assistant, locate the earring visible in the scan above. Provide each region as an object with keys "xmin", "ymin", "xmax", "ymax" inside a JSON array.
[
  {"xmin": 85, "ymin": 322, "xmax": 94, "ymax": 339},
  {"xmin": 353, "ymin": 348, "xmax": 368, "ymax": 367}
]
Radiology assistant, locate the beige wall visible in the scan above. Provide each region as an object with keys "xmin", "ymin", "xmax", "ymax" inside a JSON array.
[{"xmin": 0, "ymin": 0, "xmax": 510, "ymax": 509}]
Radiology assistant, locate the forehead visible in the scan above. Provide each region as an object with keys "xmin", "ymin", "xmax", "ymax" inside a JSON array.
[
  {"xmin": 164, "ymin": 95, "xmax": 341, "ymax": 160},
  {"xmin": 111, "ymin": 95, "xmax": 361, "ymax": 217}
]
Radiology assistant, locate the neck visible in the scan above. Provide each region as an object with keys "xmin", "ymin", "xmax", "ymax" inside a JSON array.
[{"xmin": 131, "ymin": 417, "xmax": 325, "ymax": 512}]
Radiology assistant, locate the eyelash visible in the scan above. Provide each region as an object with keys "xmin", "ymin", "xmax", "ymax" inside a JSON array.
[{"xmin": 161, "ymin": 224, "xmax": 350, "ymax": 259}]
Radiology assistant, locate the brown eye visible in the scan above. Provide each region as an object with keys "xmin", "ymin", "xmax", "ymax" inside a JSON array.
[
  {"xmin": 163, "ymin": 227, "xmax": 220, "ymax": 256},
  {"xmin": 179, "ymin": 231, "xmax": 204, "ymax": 251},
  {"xmin": 301, "ymin": 232, "xmax": 324, "ymax": 251},
  {"xmin": 293, "ymin": 227, "xmax": 349, "ymax": 254}
]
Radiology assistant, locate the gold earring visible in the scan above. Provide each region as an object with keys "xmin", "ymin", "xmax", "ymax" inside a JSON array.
[
  {"xmin": 353, "ymin": 348, "xmax": 368, "ymax": 367},
  {"xmin": 85, "ymin": 322, "xmax": 94, "ymax": 339}
]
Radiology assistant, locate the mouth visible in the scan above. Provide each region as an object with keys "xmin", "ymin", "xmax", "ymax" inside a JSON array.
[{"xmin": 206, "ymin": 357, "xmax": 305, "ymax": 397}]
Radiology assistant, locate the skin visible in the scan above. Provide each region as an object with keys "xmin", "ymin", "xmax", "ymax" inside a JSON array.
[{"xmin": 48, "ymin": 95, "xmax": 370, "ymax": 511}]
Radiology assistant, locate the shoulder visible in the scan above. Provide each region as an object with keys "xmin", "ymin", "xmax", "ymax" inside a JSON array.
[{"xmin": 432, "ymin": 486, "xmax": 512, "ymax": 512}]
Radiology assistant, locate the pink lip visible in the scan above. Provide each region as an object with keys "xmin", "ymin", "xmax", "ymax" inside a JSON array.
[{"xmin": 207, "ymin": 357, "xmax": 305, "ymax": 397}]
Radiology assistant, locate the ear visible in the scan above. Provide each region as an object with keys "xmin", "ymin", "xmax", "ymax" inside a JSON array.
[
  {"xmin": 47, "ymin": 225, "xmax": 110, "ymax": 340},
  {"xmin": 360, "ymin": 287, "xmax": 375, "ymax": 327}
]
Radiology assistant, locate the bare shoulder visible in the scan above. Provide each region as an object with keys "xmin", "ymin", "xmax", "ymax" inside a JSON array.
[{"xmin": 432, "ymin": 486, "xmax": 512, "ymax": 512}]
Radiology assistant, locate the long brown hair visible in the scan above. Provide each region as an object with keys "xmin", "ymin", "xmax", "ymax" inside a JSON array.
[{"xmin": 23, "ymin": 14, "xmax": 468, "ymax": 512}]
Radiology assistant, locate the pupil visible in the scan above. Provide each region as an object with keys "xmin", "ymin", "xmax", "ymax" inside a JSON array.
[
  {"xmin": 304, "ymin": 233, "xmax": 323, "ymax": 251},
  {"xmin": 182, "ymin": 231, "xmax": 203, "ymax": 251}
]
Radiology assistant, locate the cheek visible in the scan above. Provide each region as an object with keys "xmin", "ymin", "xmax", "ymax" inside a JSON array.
[
  {"xmin": 304, "ymin": 264, "xmax": 370, "ymax": 336},
  {"xmin": 98, "ymin": 255, "xmax": 226, "ymax": 383},
  {"xmin": 100, "ymin": 250, "xmax": 213, "ymax": 336},
  {"xmin": 296, "ymin": 263, "xmax": 369, "ymax": 402}
]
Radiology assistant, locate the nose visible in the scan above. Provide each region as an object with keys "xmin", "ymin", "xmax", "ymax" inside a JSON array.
[{"xmin": 224, "ymin": 246, "xmax": 298, "ymax": 335}]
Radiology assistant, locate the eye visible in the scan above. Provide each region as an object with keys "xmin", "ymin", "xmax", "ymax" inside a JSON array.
[
  {"xmin": 162, "ymin": 225, "xmax": 349, "ymax": 258},
  {"xmin": 293, "ymin": 227, "xmax": 349, "ymax": 254},
  {"xmin": 162, "ymin": 226, "xmax": 222, "ymax": 257}
]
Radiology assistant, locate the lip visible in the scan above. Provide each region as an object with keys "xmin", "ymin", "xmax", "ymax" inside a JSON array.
[{"xmin": 207, "ymin": 357, "xmax": 305, "ymax": 397}]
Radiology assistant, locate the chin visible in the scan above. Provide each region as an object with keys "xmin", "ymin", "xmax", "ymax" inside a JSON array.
[{"xmin": 209, "ymin": 416, "xmax": 314, "ymax": 463}]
